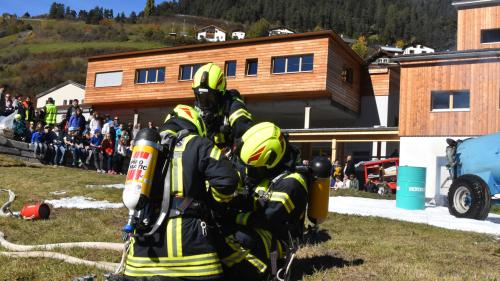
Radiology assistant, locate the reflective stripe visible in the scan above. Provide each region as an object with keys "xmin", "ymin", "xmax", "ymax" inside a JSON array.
[
  {"xmin": 233, "ymin": 97, "xmax": 244, "ymax": 104},
  {"xmin": 270, "ymin": 191, "xmax": 295, "ymax": 213},
  {"xmin": 284, "ymin": 173, "xmax": 307, "ymax": 193},
  {"xmin": 160, "ymin": 129, "xmax": 177, "ymax": 137},
  {"xmin": 221, "ymin": 248, "xmax": 247, "ymax": 267},
  {"xmin": 224, "ymin": 237, "xmax": 267, "ymax": 273},
  {"xmin": 210, "ymin": 187, "xmax": 233, "ymax": 203},
  {"xmin": 175, "ymin": 217, "xmax": 182, "ymax": 257},
  {"xmin": 127, "ymin": 253, "xmax": 220, "ymax": 267},
  {"xmin": 228, "ymin": 108, "xmax": 252, "ymax": 126},
  {"xmin": 166, "ymin": 218, "xmax": 174, "ymax": 257},
  {"xmin": 235, "ymin": 212, "xmax": 251, "ymax": 226},
  {"xmin": 209, "ymin": 146, "xmax": 221, "ymax": 160},
  {"xmin": 254, "ymin": 228, "xmax": 272, "ymax": 258},
  {"xmin": 171, "ymin": 135, "xmax": 196, "ymax": 197},
  {"xmin": 166, "ymin": 217, "xmax": 183, "ymax": 257},
  {"xmin": 125, "ymin": 263, "xmax": 223, "ymax": 277}
]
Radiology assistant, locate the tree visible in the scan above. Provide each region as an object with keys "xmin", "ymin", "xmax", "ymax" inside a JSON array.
[
  {"xmin": 144, "ymin": 0, "xmax": 155, "ymax": 17},
  {"xmin": 351, "ymin": 35, "xmax": 368, "ymax": 59},
  {"xmin": 129, "ymin": 12, "xmax": 138, "ymax": 24},
  {"xmin": 247, "ymin": 18, "xmax": 270, "ymax": 38},
  {"xmin": 22, "ymin": 12, "xmax": 30, "ymax": 18}
]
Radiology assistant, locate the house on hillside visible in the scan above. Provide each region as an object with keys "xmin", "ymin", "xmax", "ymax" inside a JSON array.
[
  {"xmin": 268, "ymin": 27, "xmax": 295, "ymax": 36},
  {"xmin": 403, "ymin": 44, "xmax": 435, "ymax": 55},
  {"xmin": 35, "ymin": 80, "xmax": 90, "ymax": 123},
  {"xmin": 231, "ymin": 30, "xmax": 246, "ymax": 40},
  {"xmin": 196, "ymin": 25, "xmax": 226, "ymax": 42},
  {"xmin": 393, "ymin": 0, "xmax": 500, "ymax": 201}
]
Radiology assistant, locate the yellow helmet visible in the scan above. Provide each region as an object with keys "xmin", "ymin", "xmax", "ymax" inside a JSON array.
[
  {"xmin": 192, "ymin": 63, "xmax": 226, "ymax": 93},
  {"xmin": 240, "ymin": 122, "xmax": 287, "ymax": 169},
  {"xmin": 192, "ymin": 63, "xmax": 226, "ymax": 115},
  {"xmin": 165, "ymin": 105, "xmax": 207, "ymax": 137}
]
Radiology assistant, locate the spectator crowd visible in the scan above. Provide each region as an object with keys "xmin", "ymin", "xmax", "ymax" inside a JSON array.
[{"xmin": 1, "ymin": 84, "xmax": 157, "ymax": 174}]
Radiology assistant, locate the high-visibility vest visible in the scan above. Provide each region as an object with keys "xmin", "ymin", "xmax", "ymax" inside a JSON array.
[{"xmin": 45, "ymin": 104, "xmax": 57, "ymax": 125}]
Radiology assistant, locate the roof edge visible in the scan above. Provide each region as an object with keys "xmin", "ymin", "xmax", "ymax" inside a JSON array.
[
  {"xmin": 36, "ymin": 80, "xmax": 85, "ymax": 99},
  {"xmin": 88, "ymin": 30, "xmax": 363, "ymax": 64},
  {"xmin": 452, "ymin": 0, "xmax": 500, "ymax": 8},
  {"xmin": 392, "ymin": 48, "xmax": 500, "ymax": 63}
]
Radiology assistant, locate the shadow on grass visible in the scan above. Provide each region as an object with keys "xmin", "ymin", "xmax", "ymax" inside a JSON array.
[
  {"xmin": 291, "ymin": 255, "xmax": 364, "ymax": 280},
  {"xmin": 303, "ymin": 229, "xmax": 332, "ymax": 244}
]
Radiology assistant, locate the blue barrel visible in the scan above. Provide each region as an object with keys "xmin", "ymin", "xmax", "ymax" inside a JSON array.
[{"xmin": 396, "ymin": 166, "xmax": 426, "ymax": 210}]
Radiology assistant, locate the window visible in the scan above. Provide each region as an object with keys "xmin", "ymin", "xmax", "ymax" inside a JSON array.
[
  {"xmin": 431, "ymin": 90, "xmax": 470, "ymax": 111},
  {"xmin": 95, "ymin": 71, "xmax": 123, "ymax": 87},
  {"xmin": 246, "ymin": 59, "xmax": 258, "ymax": 76},
  {"xmin": 341, "ymin": 66, "xmax": 354, "ymax": 84},
  {"xmin": 271, "ymin": 54, "xmax": 314, "ymax": 74},
  {"xmin": 225, "ymin": 61, "xmax": 237, "ymax": 77},
  {"xmin": 136, "ymin": 67, "xmax": 165, "ymax": 84},
  {"xmin": 179, "ymin": 64, "xmax": 203, "ymax": 81},
  {"xmin": 481, "ymin": 28, "xmax": 500, "ymax": 44}
]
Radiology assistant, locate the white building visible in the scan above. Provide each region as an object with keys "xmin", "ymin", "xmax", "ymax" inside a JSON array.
[
  {"xmin": 268, "ymin": 27, "xmax": 295, "ymax": 36},
  {"xmin": 231, "ymin": 30, "xmax": 246, "ymax": 40},
  {"xmin": 36, "ymin": 80, "xmax": 90, "ymax": 123},
  {"xmin": 403, "ymin": 44, "xmax": 435, "ymax": 55},
  {"xmin": 196, "ymin": 25, "xmax": 227, "ymax": 42}
]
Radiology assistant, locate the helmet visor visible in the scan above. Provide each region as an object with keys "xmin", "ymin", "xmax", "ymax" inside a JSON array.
[{"xmin": 194, "ymin": 88, "xmax": 219, "ymax": 111}]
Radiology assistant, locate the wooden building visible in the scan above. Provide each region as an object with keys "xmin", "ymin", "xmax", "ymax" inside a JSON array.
[
  {"xmin": 85, "ymin": 31, "xmax": 363, "ymax": 128},
  {"xmin": 394, "ymin": 0, "xmax": 500, "ymax": 200}
]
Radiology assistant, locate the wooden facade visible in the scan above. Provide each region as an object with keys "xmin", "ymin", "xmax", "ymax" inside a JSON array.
[
  {"xmin": 363, "ymin": 66, "xmax": 400, "ymax": 97},
  {"xmin": 85, "ymin": 31, "xmax": 362, "ymax": 113},
  {"xmin": 398, "ymin": 53, "xmax": 500, "ymax": 137},
  {"xmin": 456, "ymin": 3, "xmax": 500, "ymax": 50}
]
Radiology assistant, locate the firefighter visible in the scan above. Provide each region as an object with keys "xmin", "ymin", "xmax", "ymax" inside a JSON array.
[
  {"xmin": 216, "ymin": 122, "xmax": 309, "ymax": 281},
  {"xmin": 123, "ymin": 105, "xmax": 239, "ymax": 281},
  {"xmin": 192, "ymin": 63, "xmax": 254, "ymax": 148}
]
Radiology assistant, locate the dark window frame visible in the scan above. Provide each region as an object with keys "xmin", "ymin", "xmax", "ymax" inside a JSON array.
[
  {"xmin": 225, "ymin": 60, "xmax": 237, "ymax": 78},
  {"xmin": 480, "ymin": 28, "xmax": 500, "ymax": 44},
  {"xmin": 135, "ymin": 67, "xmax": 166, "ymax": 84},
  {"xmin": 341, "ymin": 66, "xmax": 354, "ymax": 84},
  {"xmin": 271, "ymin": 54, "xmax": 314, "ymax": 74},
  {"xmin": 431, "ymin": 90, "xmax": 470, "ymax": 112},
  {"xmin": 245, "ymin": 59, "xmax": 258, "ymax": 76},
  {"xmin": 179, "ymin": 63, "xmax": 205, "ymax": 81}
]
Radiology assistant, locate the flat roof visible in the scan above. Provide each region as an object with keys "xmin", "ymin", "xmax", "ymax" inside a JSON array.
[
  {"xmin": 452, "ymin": 0, "xmax": 500, "ymax": 8},
  {"xmin": 88, "ymin": 30, "xmax": 363, "ymax": 64},
  {"xmin": 392, "ymin": 48, "xmax": 500, "ymax": 63}
]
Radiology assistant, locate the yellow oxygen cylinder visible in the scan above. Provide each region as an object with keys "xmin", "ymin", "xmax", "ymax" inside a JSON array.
[
  {"xmin": 122, "ymin": 128, "xmax": 163, "ymax": 233},
  {"xmin": 307, "ymin": 157, "xmax": 332, "ymax": 225}
]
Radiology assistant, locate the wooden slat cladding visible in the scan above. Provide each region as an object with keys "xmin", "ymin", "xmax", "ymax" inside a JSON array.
[
  {"xmin": 457, "ymin": 5, "xmax": 500, "ymax": 50},
  {"xmin": 85, "ymin": 37, "xmax": 352, "ymax": 107},
  {"xmin": 399, "ymin": 57, "xmax": 500, "ymax": 136},
  {"xmin": 326, "ymin": 38, "xmax": 361, "ymax": 112}
]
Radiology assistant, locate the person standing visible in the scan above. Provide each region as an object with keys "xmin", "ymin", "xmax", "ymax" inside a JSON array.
[
  {"xmin": 0, "ymin": 84, "xmax": 6, "ymax": 115},
  {"xmin": 23, "ymin": 97, "xmax": 35, "ymax": 123},
  {"xmin": 89, "ymin": 111, "xmax": 101, "ymax": 136},
  {"xmin": 4, "ymin": 93, "xmax": 14, "ymax": 116},
  {"xmin": 44, "ymin": 98, "xmax": 57, "ymax": 127},
  {"xmin": 89, "ymin": 129, "xmax": 103, "ymax": 172},
  {"xmin": 343, "ymin": 155, "xmax": 355, "ymax": 179},
  {"xmin": 65, "ymin": 99, "xmax": 80, "ymax": 123}
]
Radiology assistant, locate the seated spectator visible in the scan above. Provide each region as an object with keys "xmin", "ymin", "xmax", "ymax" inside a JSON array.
[
  {"xmin": 89, "ymin": 129, "xmax": 104, "ymax": 173},
  {"xmin": 349, "ymin": 174, "xmax": 359, "ymax": 190},
  {"xmin": 332, "ymin": 176, "xmax": 344, "ymax": 190},
  {"xmin": 101, "ymin": 133, "xmax": 114, "ymax": 174},
  {"xmin": 13, "ymin": 114, "xmax": 28, "ymax": 142},
  {"xmin": 82, "ymin": 131, "xmax": 92, "ymax": 167},
  {"xmin": 69, "ymin": 108, "xmax": 86, "ymax": 136},
  {"xmin": 42, "ymin": 125, "xmax": 57, "ymax": 165},
  {"xmin": 31, "ymin": 124, "xmax": 45, "ymax": 159},
  {"xmin": 25, "ymin": 121, "xmax": 35, "ymax": 143},
  {"xmin": 52, "ymin": 126, "xmax": 66, "ymax": 166},
  {"xmin": 114, "ymin": 137, "xmax": 128, "ymax": 175},
  {"xmin": 89, "ymin": 112, "xmax": 101, "ymax": 136},
  {"xmin": 64, "ymin": 127, "xmax": 85, "ymax": 167},
  {"xmin": 365, "ymin": 179, "xmax": 377, "ymax": 193}
]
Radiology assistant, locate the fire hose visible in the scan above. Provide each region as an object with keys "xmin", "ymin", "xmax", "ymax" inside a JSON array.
[{"xmin": 0, "ymin": 189, "xmax": 126, "ymax": 274}]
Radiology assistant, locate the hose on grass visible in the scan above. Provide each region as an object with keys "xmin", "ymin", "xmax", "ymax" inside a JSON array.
[
  {"xmin": 0, "ymin": 251, "xmax": 119, "ymax": 272},
  {"xmin": 0, "ymin": 189, "xmax": 125, "ymax": 273}
]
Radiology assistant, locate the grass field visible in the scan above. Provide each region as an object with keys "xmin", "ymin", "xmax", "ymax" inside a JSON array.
[{"xmin": 0, "ymin": 154, "xmax": 499, "ymax": 281}]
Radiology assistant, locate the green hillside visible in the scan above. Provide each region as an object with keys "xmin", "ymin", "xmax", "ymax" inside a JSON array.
[{"xmin": 0, "ymin": 14, "xmax": 239, "ymax": 97}]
